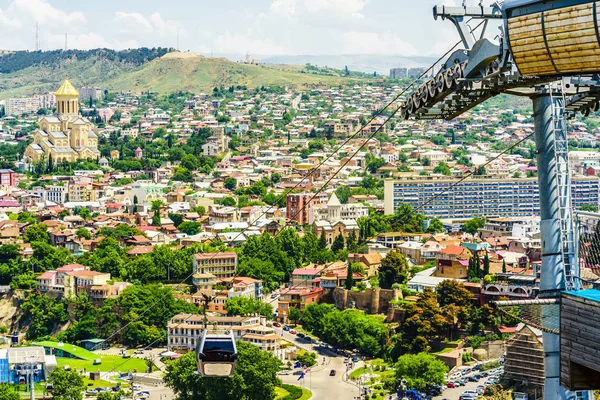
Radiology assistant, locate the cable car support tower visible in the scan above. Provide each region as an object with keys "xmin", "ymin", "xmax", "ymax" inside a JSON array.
[{"xmin": 403, "ymin": 1, "xmax": 600, "ymax": 398}]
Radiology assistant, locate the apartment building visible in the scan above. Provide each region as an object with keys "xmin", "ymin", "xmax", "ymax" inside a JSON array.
[
  {"xmin": 308, "ymin": 193, "xmax": 369, "ymax": 224},
  {"xmin": 384, "ymin": 176, "xmax": 600, "ymax": 218},
  {"xmin": 36, "ymin": 263, "xmax": 110, "ymax": 299},
  {"xmin": 504, "ymin": 324, "xmax": 545, "ymax": 386},
  {"xmin": 277, "ymin": 287, "xmax": 323, "ymax": 323},
  {"xmin": 0, "ymin": 170, "xmax": 15, "ymax": 187},
  {"xmin": 286, "ymin": 192, "xmax": 330, "ymax": 225},
  {"xmin": 28, "ymin": 184, "xmax": 68, "ymax": 204},
  {"xmin": 434, "ymin": 245, "xmax": 472, "ymax": 279},
  {"xmin": 79, "ymin": 87, "xmax": 104, "ymax": 102},
  {"xmin": 167, "ymin": 314, "xmax": 284, "ymax": 359},
  {"xmin": 192, "ymin": 252, "xmax": 237, "ymax": 289}
]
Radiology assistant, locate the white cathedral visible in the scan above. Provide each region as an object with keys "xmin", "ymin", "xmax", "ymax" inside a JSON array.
[{"xmin": 24, "ymin": 79, "xmax": 100, "ymax": 163}]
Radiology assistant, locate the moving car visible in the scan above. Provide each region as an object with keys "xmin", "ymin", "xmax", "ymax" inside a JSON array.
[
  {"xmin": 329, "ymin": 369, "xmax": 336, "ymax": 376},
  {"xmin": 292, "ymin": 370, "xmax": 303, "ymax": 375}
]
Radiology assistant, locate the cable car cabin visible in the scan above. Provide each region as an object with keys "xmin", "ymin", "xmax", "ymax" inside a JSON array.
[
  {"xmin": 196, "ymin": 330, "xmax": 238, "ymax": 377},
  {"xmin": 503, "ymin": 0, "xmax": 600, "ymax": 77}
]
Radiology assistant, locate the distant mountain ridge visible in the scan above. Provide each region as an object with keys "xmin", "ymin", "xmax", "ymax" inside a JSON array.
[{"xmin": 260, "ymin": 54, "xmax": 438, "ymax": 75}]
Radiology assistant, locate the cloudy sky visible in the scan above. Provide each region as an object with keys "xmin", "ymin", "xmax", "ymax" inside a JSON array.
[{"xmin": 0, "ymin": 0, "xmax": 500, "ymax": 57}]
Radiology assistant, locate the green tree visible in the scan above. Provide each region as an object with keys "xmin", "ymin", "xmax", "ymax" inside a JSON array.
[
  {"xmin": 344, "ymin": 262, "xmax": 354, "ymax": 290},
  {"xmin": 288, "ymin": 306, "xmax": 302, "ymax": 326},
  {"xmin": 225, "ymin": 297, "xmax": 273, "ymax": 318},
  {"xmin": 483, "ymin": 252, "xmax": 490, "ymax": 276},
  {"xmin": 221, "ymin": 197, "xmax": 236, "ymax": 207},
  {"xmin": 502, "ymin": 259, "xmax": 507, "ymax": 273},
  {"xmin": 296, "ymin": 350, "xmax": 317, "ymax": 367},
  {"xmin": 164, "ymin": 342, "xmax": 281, "ymax": 400},
  {"xmin": 178, "ymin": 221, "xmax": 201, "ymax": 235},
  {"xmin": 152, "ymin": 213, "xmax": 161, "ymax": 227},
  {"xmin": 433, "ymin": 162, "xmax": 451, "ymax": 176},
  {"xmin": 379, "ymin": 252, "xmax": 408, "ymax": 289},
  {"xmin": 181, "ymin": 154, "xmax": 200, "ymax": 171},
  {"xmin": 224, "ymin": 177, "xmax": 237, "ymax": 191},
  {"xmin": 394, "ymin": 353, "xmax": 448, "ymax": 390},
  {"xmin": 425, "ymin": 218, "xmax": 444, "ymax": 234},
  {"xmin": 24, "ymin": 223, "xmax": 49, "ymax": 243},
  {"xmin": 0, "ymin": 384, "xmax": 19, "ymax": 400},
  {"xmin": 462, "ymin": 216, "xmax": 485, "ymax": 235},
  {"xmin": 580, "ymin": 204, "xmax": 598, "ymax": 212},
  {"xmin": 331, "ymin": 233, "xmax": 345, "ymax": 253},
  {"xmin": 77, "ymin": 207, "xmax": 91, "ymax": 220},
  {"xmin": 49, "ymin": 364, "xmax": 85, "ymax": 400},
  {"xmin": 75, "ymin": 228, "xmax": 91, "ymax": 240},
  {"xmin": 168, "ymin": 213, "xmax": 183, "ymax": 227}
]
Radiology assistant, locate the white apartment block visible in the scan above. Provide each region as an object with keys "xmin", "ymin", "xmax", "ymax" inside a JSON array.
[
  {"xmin": 168, "ymin": 314, "xmax": 285, "ymax": 360},
  {"xmin": 27, "ymin": 185, "xmax": 69, "ymax": 204},
  {"xmin": 79, "ymin": 87, "xmax": 104, "ymax": 102},
  {"xmin": 6, "ymin": 98, "xmax": 40, "ymax": 116}
]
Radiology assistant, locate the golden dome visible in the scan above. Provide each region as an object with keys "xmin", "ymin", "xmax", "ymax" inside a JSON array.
[{"xmin": 55, "ymin": 78, "xmax": 79, "ymax": 97}]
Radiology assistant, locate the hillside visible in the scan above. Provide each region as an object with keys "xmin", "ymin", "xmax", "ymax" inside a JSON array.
[
  {"xmin": 0, "ymin": 50, "xmax": 367, "ymax": 100},
  {"xmin": 102, "ymin": 52, "xmax": 366, "ymax": 93}
]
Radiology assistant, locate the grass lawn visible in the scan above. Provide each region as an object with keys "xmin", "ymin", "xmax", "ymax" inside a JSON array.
[
  {"xmin": 34, "ymin": 341, "xmax": 99, "ymax": 360},
  {"xmin": 57, "ymin": 355, "xmax": 151, "ymax": 373},
  {"xmin": 275, "ymin": 386, "xmax": 290, "ymax": 399},
  {"xmin": 432, "ymin": 347, "xmax": 454, "ymax": 355},
  {"xmin": 82, "ymin": 378, "xmax": 123, "ymax": 389}
]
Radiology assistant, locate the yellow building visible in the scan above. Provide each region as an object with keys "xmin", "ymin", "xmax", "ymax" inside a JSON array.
[{"xmin": 24, "ymin": 79, "xmax": 100, "ymax": 163}]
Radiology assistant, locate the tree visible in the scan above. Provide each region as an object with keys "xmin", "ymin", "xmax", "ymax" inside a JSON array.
[
  {"xmin": 0, "ymin": 384, "xmax": 19, "ymax": 400},
  {"xmin": 425, "ymin": 218, "xmax": 444, "ymax": 234},
  {"xmin": 462, "ymin": 216, "xmax": 485, "ymax": 235},
  {"xmin": 49, "ymin": 367, "xmax": 85, "ymax": 400},
  {"xmin": 331, "ymin": 233, "xmax": 345, "ymax": 253},
  {"xmin": 379, "ymin": 252, "xmax": 408, "ymax": 289},
  {"xmin": 296, "ymin": 350, "xmax": 317, "ymax": 367},
  {"xmin": 168, "ymin": 213, "xmax": 183, "ymax": 227},
  {"xmin": 75, "ymin": 228, "xmax": 91, "ymax": 240},
  {"xmin": 164, "ymin": 342, "xmax": 281, "ymax": 400},
  {"xmin": 346, "ymin": 231, "xmax": 357, "ymax": 252},
  {"xmin": 152, "ymin": 213, "xmax": 161, "ymax": 227},
  {"xmin": 580, "ymin": 204, "xmax": 598, "ymax": 212},
  {"xmin": 344, "ymin": 262, "xmax": 354, "ymax": 290},
  {"xmin": 133, "ymin": 195, "xmax": 139, "ymax": 205},
  {"xmin": 178, "ymin": 221, "xmax": 201, "ymax": 235},
  {"xmin": 77, "ymin": 207, "xmax": 91, "ymax": 220},
  {"xmin": 433, "ymin": 162, "xmax": 451, "ymax": 176},
  {"xmin": 502, "ymin": 259, "xmax": 507, "ymax": 273},
  {"xmin": 483, "ymin": 252, "xmax": 490, "ymax": 276},
  {"xmin": 181, "ymin": 154, "xmax": 200, "ymax": 171},
  {"xmin": 318, "ymin": 232, "xmax": 327, "ymax": 250},
  {"xmin": 224, "ymin": 177, "xmax": 237, "ymax": 191},
  {"xmin": 24, "ymin": 223, "xmax": 49, "ymax": 243},
  {"xmin": 288, "ymin": 307, "xmax": 302, "ymax": 326},
  {"xmin": 394, "ymin": 353, "xmax": 448, "ymax": 390},
  {"xmin": 221, "ymin": 197, "xmax": 236, "ymax": 207},
  {"xmin": 225, "ymin": 297, "xmax": 273, "ymax": 318}
]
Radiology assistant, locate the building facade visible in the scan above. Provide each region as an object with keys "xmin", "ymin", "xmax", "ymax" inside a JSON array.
[
  {"xmin": 384, "ymin": 177, "xmax": 600, "ymax": 218},
  {"xmin": 286, "ymin": 192, "xmax": 330, "ymax": 225},
  {"xmin": 192, "ymin": 252, "xmax": 238, "ymax": 289}
]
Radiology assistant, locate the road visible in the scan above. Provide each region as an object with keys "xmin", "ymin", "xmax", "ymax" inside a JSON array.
[
  {"xmin": 274, "ymin": 325, "xmax": 363, "ymax": 400},
  {"xmin": 291, "ymin": 94, "xmax": 301, "ymax": 110}
]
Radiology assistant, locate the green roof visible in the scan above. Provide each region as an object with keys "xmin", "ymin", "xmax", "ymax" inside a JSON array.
[{"xmin": 34, "ymin": 341, "xmax": 99, "ymax": 360}]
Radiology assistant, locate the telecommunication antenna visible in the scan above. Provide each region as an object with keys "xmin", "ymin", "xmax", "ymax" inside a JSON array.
[
  {"xmin": 64, "ymin": 33, "xmax": 67, "ymax": 51},
  {"xmin": 35, "ymin": 22, "xmax": 39, "ymax": 51},
  {"xmin": 177, "ymin": 29, "xmax": 179, "ymax": 51}
]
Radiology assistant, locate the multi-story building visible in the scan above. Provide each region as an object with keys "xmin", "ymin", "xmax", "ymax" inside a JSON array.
[
  {"xmin": 79, "ymin": 87, "xmax": 104, "ymax": 102},
  {"xmin": 483, "ymin": 273, "xmax": 538, "ymax": 300},
  {"xmin": 384, "ymin": 176, "xmax": 600, "ymax": 218},
  {"xmin": 192, "ymin": 252, "xmax": 237, "ymax": 289},
  {"xmin": 34, "ymin": 92, "xmax": 56, "ymax": 110},
  {"xmin": 286, "ymin": 192, "xmax": 329, "ymax": 225},
  {"xmin": 276, "ymin": 287, "xmax": 323, "ymax": 323},
  {"xmin": 434, "ymin": 245, "xmax": 472, "ymax": 279},
  {"xmin": 167, "ymin": 314, "xmax": 284, "ymax": 359},
  {"xmin": 202, "ymin": 128, "xmax": 230, "ymax": 156},
  {"xmin": 5, "ymin": 97, "xmax": 41, "ymax": 116},
  {"xmin": 36, "ymin": 263, "xmax": 111, "ymax": 299},
  {"xmin": 504, "ymin": 324, "xmax": 545, "ymax": 386},
  {"xmin": 28, "ymin": 184, "xmax": 69, "ymax": 204},
  {"xmin": 308, "ymin": 193, "xmax": 369, "ymax": 224},
  {"xmin": 129, "ymin": 180, "xmax": 167, "ymax": 204},
  {"xmin": 221, "ymin": 276, "xmax": 263, "ymax": 300},
  {"xmin": 0, "ymin": 169, "xmax": 15, "ymax": 187},
  {"xmin": 389, "ymin": 68, "xmax": 407, "ymax": 79}
]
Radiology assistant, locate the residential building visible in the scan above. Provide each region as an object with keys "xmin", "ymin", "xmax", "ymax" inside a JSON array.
[
  {"xmin": 36, "ymin": 263, "xmax": 110, "ymax": 299},
  {"xmin": 311, "ymin": 219, "xmax": 359, "ymax": 247},
  {"xmin": 79, "ymin": 87, "xmax": 104, "ymax": 102},
  {"xmin": 0, "ymin": 170, "xmax": 15, "ymax": 187},
  {"xmin": 434, "ymin": 245, "xmax": 472, "ymax": 279},
  {"xmin": 221, "ymin": 276, "xmax": 263, "ymax": 300},
  {"xmin": 308, "ymin": 193, "xmax": 369, "ymax": 224},
  {"xmin": 286, "ymin": 192, "xmax": 329, "ymax": 225},
  {"xmin": 384, "ymin": 177, "xmax": 600, "ymax": 218},
  {"xmin": 192, "ymin": 252, "xmax": 237, "ymax": 289},
  {"xmin": 202, "ymin": 128, "xmax": 230, "ymax": 156},
  {"xmin": 28, "ymin": 184, "xmax": 68, "ymax": 204},
  {"xmin": 167, "ymin": 314, "xmax": 285, "ymax": 359},
  {"xmin": 88, "ymin": 281, "xmax": 132, "ymax": 306},
  {"xmin": 483, "ymin": 273, "xmax": 538, "ymax": 300},
  {"xmin": 129, "ymin": 180, "xmax": 167, "ymax": 204},
  {"xmin": 5, "ymin": 97, "xmax": 40, "ymax": 116},
  {"xmin": 277, "ymin": 287, "xmax": 323, "ymax": 322},
  {"xmin": 23, "ymin": 79, "xmax": 100, "ymax": 163},
  {"xmin": 291, "ymin": 268, "xmax": 322, "ymax": 289}
]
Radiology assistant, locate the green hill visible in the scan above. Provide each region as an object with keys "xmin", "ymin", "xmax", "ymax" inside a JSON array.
[
  {"xmin": 103, "ymin": 52, "xmax": 364, "ymax": 93},
  {"xmin": 0, "ymin": 50, "xmax": 366, "ymax": 100}
]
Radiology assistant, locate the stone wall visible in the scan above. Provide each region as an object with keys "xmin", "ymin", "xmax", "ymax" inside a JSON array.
[
  {"xmin": 329, "ymin": 287, "xmax": 401, "ymax": 314},
  {"xmin": 479, "ymin": 340, "xmax": 506, "ymax": 360}
]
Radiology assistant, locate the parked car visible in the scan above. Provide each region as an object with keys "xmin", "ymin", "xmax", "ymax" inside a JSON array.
[
  {"xmin": 273, "ymin": 322, "xmax": 281, "ymax": 327},
  {"xmin": 446, "ymin": 382, "xmax": 456, "ymax": 388},
  {"xmin": 330, "ymin": 369, "xmax": 336, "ymax": 376},
  {"xmin": 283, "ymin": 326, "xmax": 290, "ymax": 331},
  {"xmin": 277, "ymin": 370, "xmax": 291, "ymax": 375},
  {"xmin": 296, "ymin": 333, "xmax": 305, "ymax": 338},
  {"xmin": 134, "ymin": 349, "xmax": 144, "ymax": 354},
  {"xmin": 292, "ymin": 370, "xmax": 303, "ymax": 375},
  {"xmin": 468, "ymin": 376, "xmax": 478, "ymax": 382},
  {"xmin": 352, "ymin": 356, "xmax": 359, "ymax": 363}
]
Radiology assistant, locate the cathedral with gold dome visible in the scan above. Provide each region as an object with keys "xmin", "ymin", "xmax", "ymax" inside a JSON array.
[{"xmin": 24, "ymin": 79, "xmax": 100, "ymax": 163}]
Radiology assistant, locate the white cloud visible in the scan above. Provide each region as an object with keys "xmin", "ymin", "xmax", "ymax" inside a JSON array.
[
  {"xmin": 340, "ymin": 31, "xmax": 418, "ymax": 55},
  {"xmin": 303, "ymin": 0, "xmax": 366, "ymax": 17},
  {"xmin": 8, "ymin": 0, "xmax": 85, "ymax": 25},
  {"xmin": 270, "ymin": 0, "xmax": 296, "ymax": 18},
  {"xmin": 114, "ymin": 12, "xmax": 153, "ymax": 34}
]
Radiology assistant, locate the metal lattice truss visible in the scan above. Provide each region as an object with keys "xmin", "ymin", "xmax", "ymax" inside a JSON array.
[{"xmin": 495, "ymin": 299, "xmax": 560, "ymax": 335}]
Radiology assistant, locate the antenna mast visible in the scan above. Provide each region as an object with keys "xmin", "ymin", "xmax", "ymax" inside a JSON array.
[
  {"xmin": 64, "ymin": 33, "xmax": 67, "ymax": 51},
  {"xmin": 35, "ymin": 22, "xmax": 39, "ymax": 51}
]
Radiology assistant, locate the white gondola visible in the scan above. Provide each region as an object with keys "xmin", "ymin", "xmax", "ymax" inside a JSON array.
[{"xmin": 195, "ymin": 330, "xmax": 238, "ymax": 377}]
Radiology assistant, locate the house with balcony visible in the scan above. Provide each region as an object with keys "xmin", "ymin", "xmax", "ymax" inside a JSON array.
[
  {"xmin": 221, "ymin": 276, "xmax": 263, "ymax": 300},
  {"xmin": 88, "ymin": 281, "xmax": 132, "ymax": 306},
  {"xmin": 36, "ymin": 263, "xmax": 110, "ymax": 299},
  {"xmin": 192, "ymin": 252, "xmax": 237, "ymax": 290},
  {"xmin": 277, "ymin": 287, "xmax": 323, "ymax": 323},
  {"xmin": 291, "ymin": 267, "xmax": 323, "ymax": 289},
  {"xmin": 433, "ymin": 245, "xmax": 473, "ymax": 279}
]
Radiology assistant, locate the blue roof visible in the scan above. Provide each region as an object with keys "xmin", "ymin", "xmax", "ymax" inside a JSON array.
[{"xmin": 565, "ymin": 289, "xmax": 600, "ymax": 302}]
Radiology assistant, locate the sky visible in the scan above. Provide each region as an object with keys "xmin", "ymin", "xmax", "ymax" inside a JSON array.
[{"xmin": 0, "ymin": 0, "xmax": 502, "ymax": 58}]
